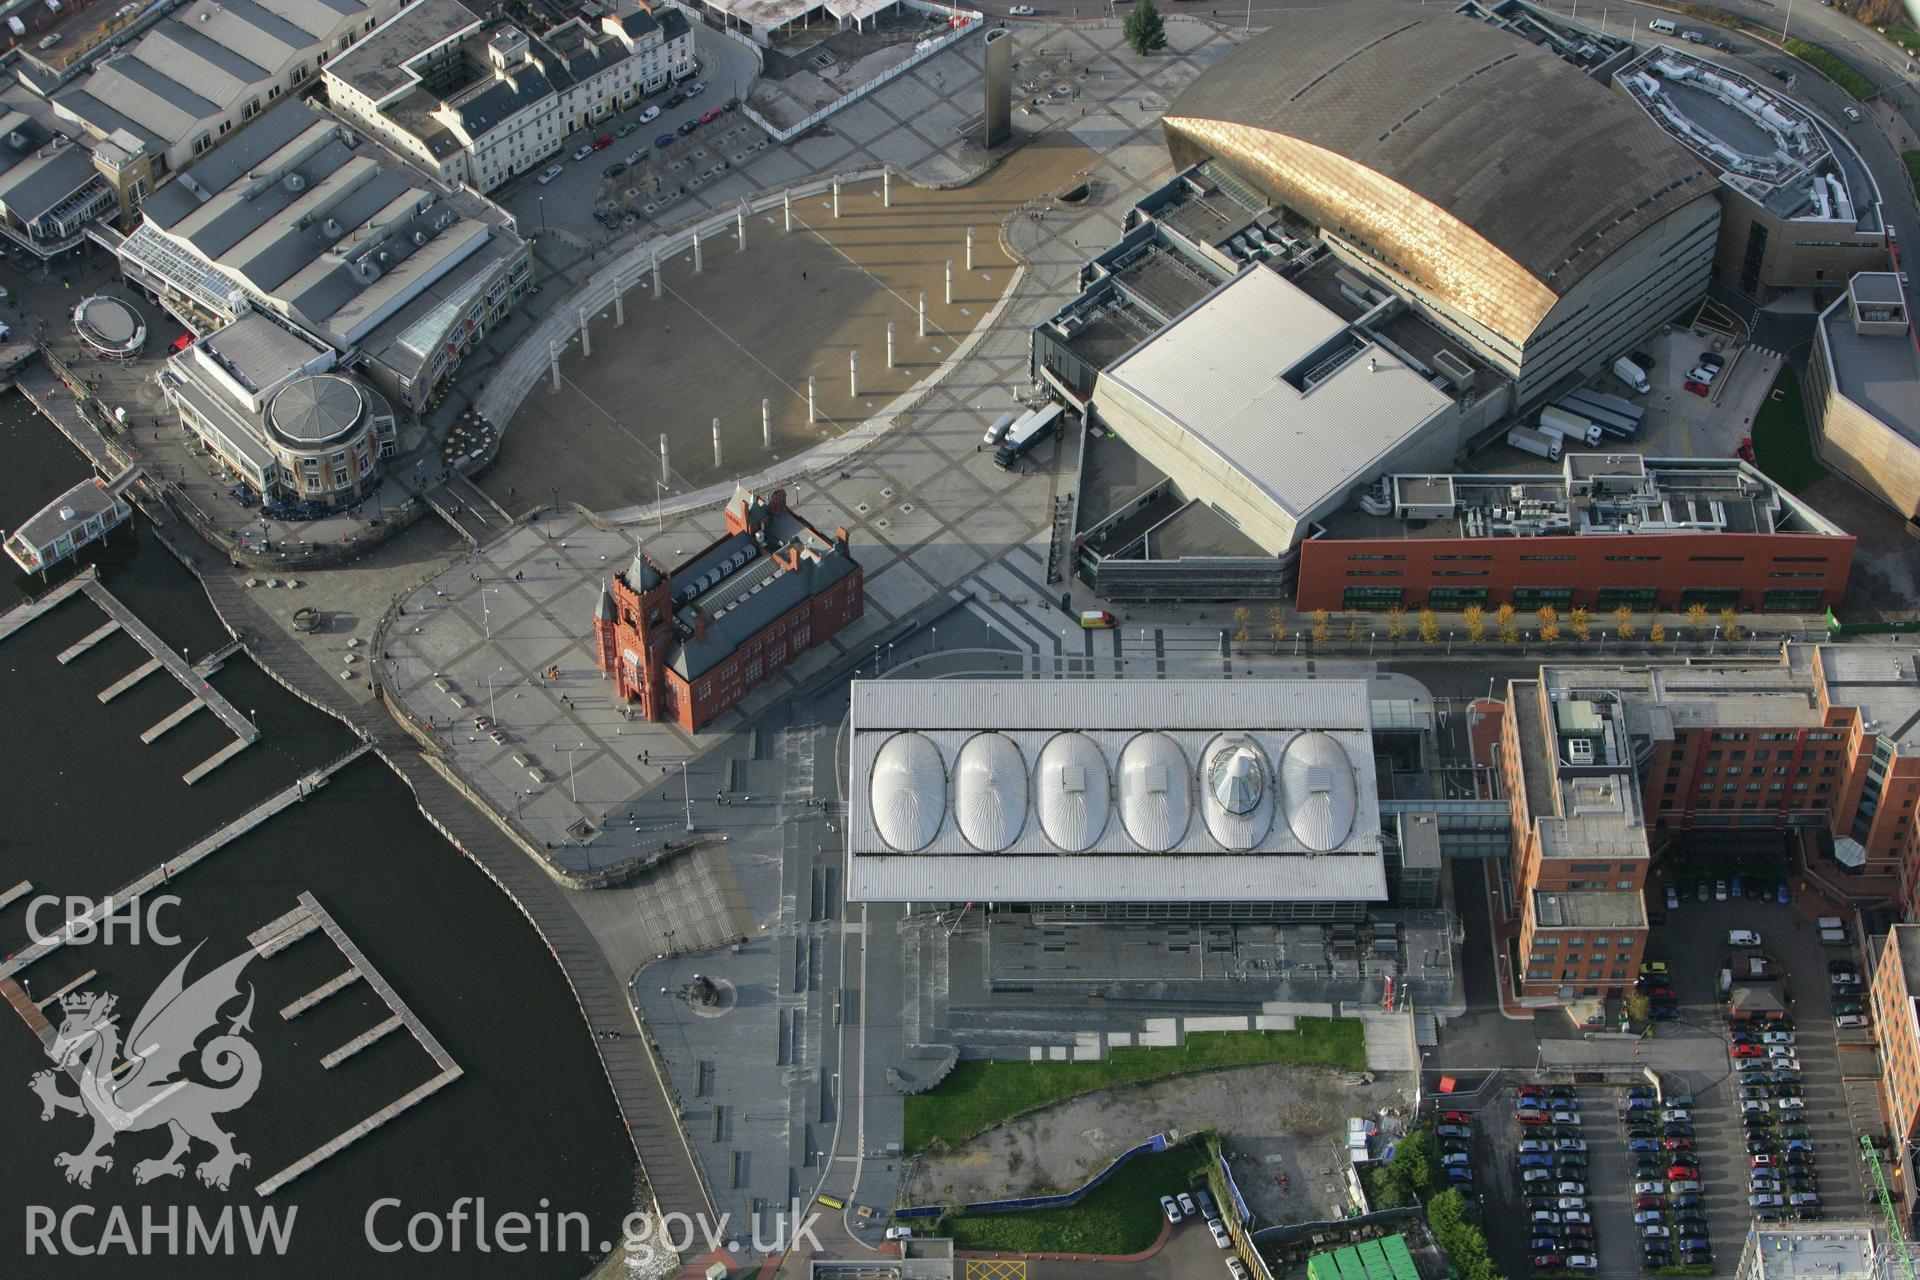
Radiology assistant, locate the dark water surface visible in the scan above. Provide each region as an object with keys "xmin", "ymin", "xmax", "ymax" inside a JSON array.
[{"xmin": 0, "ymin": 393, "xmax": 636, "ymax": 1277}]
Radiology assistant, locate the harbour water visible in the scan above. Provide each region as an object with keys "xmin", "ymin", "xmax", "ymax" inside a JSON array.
[{"xmin": 0, "ymin": 394, "xmax": 639, "ymax": 1276}]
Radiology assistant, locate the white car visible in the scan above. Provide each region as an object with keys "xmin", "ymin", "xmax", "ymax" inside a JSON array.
[
  {"xmin": 1778, "ymin": 1095, "xmax": 1806, "ymax": 1110},
  {"xmin": 1838, "ymin": 1014, "xmax": 1870, "ymax": 1028},
  {"xmin": 1178, "ymin": 1193, "xmax": 1197, "ymax": 1217},
  {"xmin": 1566, "ymin": 1257, "xmax": 1598, "ymax": 1272},
  {"xmin": 640, "ymin": 105, "xmax": 661, "ymax": 123},
  {"xmin": 1010, "ymin": 3, "xmax": 1036, "ymax": 11},
  {"xmin": 1208, "ymin": 1219, "xmax": 1231, "ymax": 1249},
  {"xmin": 1687, "ymin": 364, "xmax": 1719, "ymax": 385},
  {"xmin": 572, "ymin": 144, "xmax": 594, "ymax": 161},
  {"xmin": 1160, "ymin": 1195, "xmax": 1181, "ymax": 1224},
  {"xmin": 1845, "ymin": 106, "xmax": 1863, "ymax": 122},
  {"xmin": 884, "ymin": 1226, "xmax": 912, "ymax": 1240},
  {"xmin": 537, "ymin": 164, "xmax": 564, "ymax": 185},
  {"xmin": 1751, "ymin": 1193, "xmax": 1785, "ymax": 1208},
  {"xmin": 1228, "ymin": 1261, "xmax": 1251, "ymax": 1280},
  {"xmin": 1762, "ymin": 1031, "xmax": 1796, "ymax": 1045}
]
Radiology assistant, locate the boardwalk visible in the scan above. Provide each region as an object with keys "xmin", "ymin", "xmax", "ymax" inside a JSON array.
[
  {"xmin": 81, "ymin": 578, "xmax": 256, "ymax": 742},
  {"xmin": 0, "ymin": 570, "xmax": 90, "ymax": 643},
  {"xmin": 249, "ymin": 892, "xmax": 462, "ymax": 1196},
  {"xmin": 189, "ymin": 549, "xmax": 715, "ymax": 1222},
  {"xmin": 0, "ymin": 743, "xmax": 372, "ymax": 980},
  {"xmin": 58, "ymin": 620, "xmax": 121, "ymax": 663}
]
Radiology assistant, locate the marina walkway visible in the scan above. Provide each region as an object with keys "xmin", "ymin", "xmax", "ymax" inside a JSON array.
[
  {"xmin": 81, "ymin": 578, "xmax": 257, "ymax": 743},
  {"xmin": 0, "ymin": 570, "xmax": 90, "ymax": 643},
  {"xmin": 250, "ymin": 892, "xmax": 462, "ymax": 1196},
  {"xmin": 0, "ymin": 742, "xmax": 373, "ymax": 981},
  {"xmin": 190, "ymin": 560, "xmax": 715, "ymax": 1222}
]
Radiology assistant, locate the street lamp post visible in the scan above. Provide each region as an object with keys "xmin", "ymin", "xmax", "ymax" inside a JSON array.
[
  {"xmin": 559, "ymin": 741, "xmax": 585, "ymax": 803},
  {"xmin": 487, "ymin": 664, "xmax": 505, "ymax": 722},
  {"xmin": 481, "ymin": 586, "xmax": 498, "ymax": 639},
  {"xmin": 679, "ymin": 760, "xmax": 693, "ymax": 832},
  {"xmin": 538, "ymin": 196, "xmax": 547, "ymax": 237},
  {"xmin": 1709, "ymin": 625, "xmax": 1721, "ymax": 657}
]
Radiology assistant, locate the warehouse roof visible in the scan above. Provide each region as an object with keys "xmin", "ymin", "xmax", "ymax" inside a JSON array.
[
  {"xmin": 1101, "ymin": 266, "xmax": 1452, "ymax": 524},
  {"xmin": 1164, "ymin": 0, "xmax": 1711, "ymax": 343}
]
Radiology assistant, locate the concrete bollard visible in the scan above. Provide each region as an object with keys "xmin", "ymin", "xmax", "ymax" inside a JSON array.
[
  {"xmin": 966, "ymin": 226, "xmax": 974, "ymax": 272},
  {"xmin": 945, "ymin": 259, "xmax": 953, "ymax": 305},
  {"xmin": 918, "ymin": 290, "xmax": 927, "ymax": 338},
  {"xmin": 693, "ymin": 230, "xmax": 702, "ymax": 274},
  {"xmin": 578, "ymin": 308, "xmax": 591, "ymax": 358},
  {"xmin": 887, "ymin": 322, "xmax": 895, "ymax": 369},
  {"xmin": 849, "ymin": 349, "xmax": 858, "ymax": 397},
  {"xmin": 549, "ymin": 339, "xmax": 561, "ymax": 392},
  {"xmin": 784, "ymin": 189, "xmax": 792, "ymax": 232},
  {"xmin": 660, "ymin": 433, "xmax": 669, "ymax": 485},
  {"xmin": 712, "ymin": 417, "xmax": 721, "ymax": 468},
  {"xmin": 762, "ymin": 398, "xmax": 771, "ymax": 448}
]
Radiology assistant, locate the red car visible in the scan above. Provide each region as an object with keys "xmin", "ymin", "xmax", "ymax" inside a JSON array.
[
  {"xmin": 1518, "ymin": 1112, "xmax": 1549, "ymax": 1125},
  {"xmin": 592, "ymin": 134, "xmax": 613, "ymax": 149},
  {"xmin": 1635, "ymin": 1195, "xmax": 1664, "ymax": 1211},
  {"xmin": 1667, "ymin": 1164, "xmax": 1696, "ymax": 1179},
  {"xmin": 698, "ymin": 107, "xmax": 722, "ymax": 124},
  {"xmin": 1684, "ymin": 378, "xmax": 1710, "ymax": 397},
  {"xmin": 1733, "ymin": 1044, "xmax": 1766, "ymax": 1059},
  {"xmin": 1443, "ymin": 1111, "xmax": 1473, "ymax": 1125},
  {"xmin": 1662, "ymin": 1138, "xmax": 1693, "ymax": 1151},
  {"xmin": 1516, "ymin": 1086, "xmax": 1545, "ymax": 1101}
]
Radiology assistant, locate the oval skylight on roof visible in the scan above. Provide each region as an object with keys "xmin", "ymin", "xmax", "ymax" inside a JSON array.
[
  {"xmin": 1036, "ymin": 732, "xmax": 1109, "ymax": 852},
  {"xmin": 1118, "ymin": 732, "xmax": 1192, "ymax": 852},
  {"xmin": 1280, "ymin": 731, "xmax": 1357, "ymax": 851},
  {"xmin": 955, "ymin": 733, "xmax": 1028, "ymax": 852},
  {"xmin": 870, "ymin": 732, "xmax": 945, "ymax": 852},
  {"xmin": 1202, "ymin": 735, "xmax": 1273, "ymax": 850}
]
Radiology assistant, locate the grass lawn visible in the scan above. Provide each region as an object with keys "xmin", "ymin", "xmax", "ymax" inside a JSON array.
[
  {"xmin": 1905, "ymin": 150, "xmax": 1920, "ymax": 195},
  {"xmin": 1784, "ymin": 39, "xmax": 1876, "ymax": 100},
  {"xmin": 1750, "ymin": 365, "xmax": 1828, "ymax": 493},
  {"xmin": 904, "ymin": 1022, "xmax": 1364, "ymax": 1152},
  {"xmin": 941, "ymin": 1138, "xmax": 1212, "ymax": 1254}
]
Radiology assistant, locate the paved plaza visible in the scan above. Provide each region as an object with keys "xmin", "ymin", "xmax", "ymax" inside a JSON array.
[{"xmin": 485, "ymin": 140, "xmax": 1082, "ymax": 512}]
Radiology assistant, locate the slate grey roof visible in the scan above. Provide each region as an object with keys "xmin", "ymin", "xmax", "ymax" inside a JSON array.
[
  {"xmin": 12, "ymin": 478, "xmax": 124, "ymax": 550},
  {"xmin": 1164, "ymin": 0, "xmax": 1709, "ymax": 297},
  {"xmin": 56, "ymin": 0, "xmax": 389, "ymax": 154},
  {"xmin": 328, "ymin": 0, "xmax": 484, "ymax": 102},
  {"xmin": 0, "ymin": 120, "xmax": 102, "ymax": 224}
]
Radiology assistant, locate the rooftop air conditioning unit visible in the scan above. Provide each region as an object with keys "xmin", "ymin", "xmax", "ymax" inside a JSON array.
[{"xmin": 1568, "ymin": 738, "xmax": 1595, "ymax": 765}]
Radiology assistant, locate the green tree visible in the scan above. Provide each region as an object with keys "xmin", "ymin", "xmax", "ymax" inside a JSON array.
[
  {"xmin": 1393, "ymin": 1127, "xmax": 1440, "ymax": 1201},
  {"xmin": 1123, "ymin": 0, "xmax": 1168, "ymax": 55}
]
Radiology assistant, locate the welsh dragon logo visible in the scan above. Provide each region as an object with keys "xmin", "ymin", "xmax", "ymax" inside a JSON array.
[{"xmin": 30, "ymin": 944, "xmax": 262, "ymax": 1190}]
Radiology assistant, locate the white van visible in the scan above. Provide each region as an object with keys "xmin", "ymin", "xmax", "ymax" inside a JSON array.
[
  {"xmin": 983, "ymin": 409, "xmax": 1019, "ymax": 445},
  {"xmin": 1649, "ymin": 18, "xmax": 1677, "ymax": 34},
  {"xmin": 1729, "ymin": 930, "xmax": 1763, "ymax": 947}
]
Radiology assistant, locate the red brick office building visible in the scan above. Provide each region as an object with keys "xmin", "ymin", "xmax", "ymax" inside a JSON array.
[
  {"xmin": 1296, "ymin": 529, "xmax": 1853, "ymax": 615},
  {"xmin": 591, "ymin": 485, "xmax": 862, "ymax": 732}
]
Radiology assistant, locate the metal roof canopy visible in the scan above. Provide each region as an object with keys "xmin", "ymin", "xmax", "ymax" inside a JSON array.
[{"xmin": 847, "ymin": 679, "xmax": 1387, "ymax": 904}]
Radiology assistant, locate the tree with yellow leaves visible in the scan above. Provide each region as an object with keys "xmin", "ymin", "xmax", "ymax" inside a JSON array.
[
  {"xmin": 1613, "ymin": 605, "xmax": 1636, "ymax": 640},
  {"xmin": 1310, "ymin": 609, "xmax": 1331, "ymax": 646},
  {"xmin": 1463, "ymin": 605, "xmax": 1486, "ymax": 644},
  {"xmin": 1496, "ymin": 603, "xmax": 1519, "ymax": 645},
  {"xmin": 1418, "ymin": 608, "xmax": 1441, "ymax": 645},
  {"xmin": 1570, "ymin": 607, "xmax": 1591, "ymax": 643}
]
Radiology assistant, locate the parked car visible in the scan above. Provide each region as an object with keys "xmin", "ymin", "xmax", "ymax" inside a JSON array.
[
  {"xmin": 615, "ymin": 122, "xmax": 639, "ymax": 138},
  {"xmin": 1555, "ymin": 1139, "xmax": 1587, "ymax": 1153},
  {"xmin": 1160, "ymin": 1195, "xmax": 1181, "ymax": 1223},
  {"xmin": 698, "ymin": 107, "xmax": 722, "ymax": 124},
  {"xmin": 537, "ymin": 164, "xmax": 564, "ymax": 184},
  {"xmin": 1751, "ymin": 1193, "xmax": 1785, "ymax": 1207},
  {"xmin": 1208, "ymin": 1218, "xmax": 1231, "ymax": 1249},
  {"xmin": 1443, "ymin": 1111, "xmax": 1473, "ymax": 1125},
  {"xmin": 1438, "ymin": 1125, "xmax": 1473, "ymax": 1139},
  {"xmin": 571, "ymin": 144, "xmax": 594, "ymax": 161},
  {"xmin": 1762, "ymin": 1031, "xmax": 1796, "ymax": 1045},
  {"xmin": 1009, "ymin": 3, "xmax": 1036, "ymax": 11},
  {"xmin": 640, "ymin": 105, "xmax": 661, "ymax": 123},
  {"xmin": 592, "ymin": 134, "xmax": 613, "ymax": 149},
  {"xmin": 677, "ymin": 119, "xmax": 699, "ymax": 136},
  {"xmin": 1838, "ymin": 1014, "xmax": 1871, "ymax": 1028},
  {"xmin": 1666, "ymin": 884, "xmax": 1680, "ymax": 910}
]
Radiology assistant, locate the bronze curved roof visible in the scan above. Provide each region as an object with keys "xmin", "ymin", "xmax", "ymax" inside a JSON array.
[{"xmin": 1164, "ymin": 0, "xmax": 1711, "ymax": 345}]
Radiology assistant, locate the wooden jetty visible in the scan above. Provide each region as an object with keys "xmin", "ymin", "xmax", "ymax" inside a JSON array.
[
  {"xmin": 81, "ymin": 579, "xmax": 256, "ymax": 742},
  {"xmin": 320, "ymin": 1015, "xmax": 402, "ymax": 1069},
  {"xmin": 248, "ymin": 906, "xmax": 319, "ymax": 959},
  {"xmin": 0, "ymin": 880, "xmax": 31, "ymax": 912},
  {"xmin": 0, "ymin": 743, "xmax": 371, "ymax": 981},
  {"xmin": 0, "ymin": 569, "xmax": 90, "ymax": 644},
  {"xmin": 34, "ymin": 969, "xmax": 97, "ymax": 1010},
  {"xmin": 250, "ymin": 892, "xmax": 463, "ymax": 1197},
  {"xmin": 57, "ymin": 619, "xmax": 121, "ymax": 664},
  {"xmin": 183, "ymin": 737, "xmax": 254, "ymax": 785},
  {"xmin": 1, "ymin": 978, "xmax": 50, "ymax": 1041},
  {"xmin": 99, "ymin": 656, "xmax": 161, "ymax": 702},
  {"xmin": 280, "ymin": 970, "xmax": 361, "ymax": 1021},
  {"xmin": 141, "ymin": 699, "xmax": 206, "ymax": 743}
]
